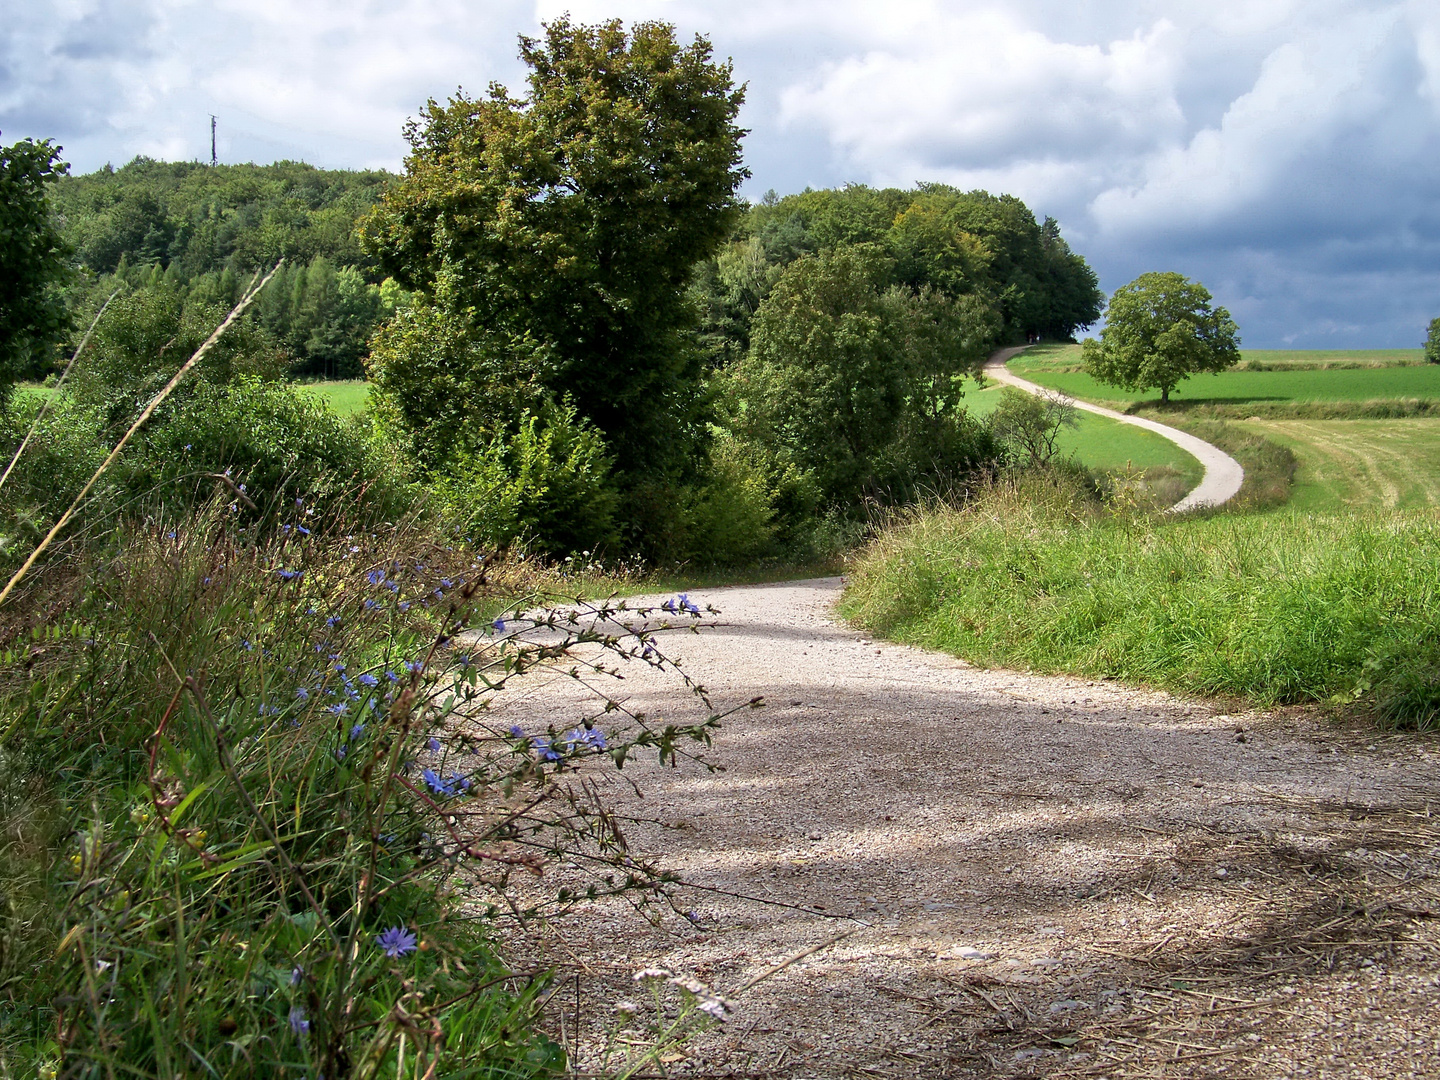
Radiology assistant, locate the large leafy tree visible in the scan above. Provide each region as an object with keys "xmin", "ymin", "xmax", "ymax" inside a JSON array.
[
  {"xmin": 732, "ymin": 246, "xmax": 995, "ymax": 505},
  {"xmin": 1425, "ymin": 317, "xmax": 1440, "ymax": 365},
  {"xmin": 362, "ymin": 17, "xmax": 748, "ymax": 476},
  {"xmin": 1082, "ymin": 272, "xmax": 1240, "ymax": 404},
  {"xmin": 0, "ymin": 134, "xmax": 73, "ymax": 399}
]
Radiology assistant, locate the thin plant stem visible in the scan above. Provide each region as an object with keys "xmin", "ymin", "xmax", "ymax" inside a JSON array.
[
  {"xmin": 0, "ymin": 287, "xmax": 119, "ymax": 493},
  {"xmin": 0, "ymin": 264, "xmax": 280, "ymax": 608}
]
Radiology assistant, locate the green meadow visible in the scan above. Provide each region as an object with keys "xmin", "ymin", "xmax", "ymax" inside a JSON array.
[{"xmin": 1010, "ymin": 347, "xmax": 1440, "ymax": 407}]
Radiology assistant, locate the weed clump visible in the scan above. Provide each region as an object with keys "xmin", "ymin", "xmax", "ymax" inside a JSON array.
[{"xmin": 0, "ymin": 493, "xmax": 733, "ymax": 1076}]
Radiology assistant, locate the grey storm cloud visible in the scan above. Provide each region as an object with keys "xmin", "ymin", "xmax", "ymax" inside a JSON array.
[{"xmin": 3, "ymin": 0, "xmax": 1439, "ymax": 345}]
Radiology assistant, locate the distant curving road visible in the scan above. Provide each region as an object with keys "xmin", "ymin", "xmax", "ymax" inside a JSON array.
[{"xmin": 984, "ymin": 346, "xmax": 1244, "ymax": 511}]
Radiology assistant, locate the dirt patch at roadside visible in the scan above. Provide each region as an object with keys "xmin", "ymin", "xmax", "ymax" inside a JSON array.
[{"xmin": 476, "ymin": 578, "xmax": 1440, "ymax": 1079}]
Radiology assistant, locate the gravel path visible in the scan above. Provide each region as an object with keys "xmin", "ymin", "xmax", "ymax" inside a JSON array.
[
  {"xmin": 984, "ymin": 348, "xmax": 1245, "ymax": 511},
  {"xmin": 484, "ymin": 579, "xmax": 1440, "ymax": 1079}
]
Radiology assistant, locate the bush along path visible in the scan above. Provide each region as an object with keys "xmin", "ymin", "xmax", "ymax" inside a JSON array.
[
  {"xmin": 479, "ymin": 580, "xmax": 1440, "ymax": 1079},
  {"xmin": 985, "ymin": 347, "xmax": 1245, "ymax": 510}
]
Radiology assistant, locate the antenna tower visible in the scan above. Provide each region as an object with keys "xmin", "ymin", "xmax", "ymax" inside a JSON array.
[{"xmin": 210, "ymin": 115, "xmax": 217, "ymax": 167}]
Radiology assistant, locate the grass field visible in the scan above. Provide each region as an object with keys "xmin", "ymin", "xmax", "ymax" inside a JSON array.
[
  {"xmin": 1229, "ymin": 418, "xmax": 1440, "ymax": 511},
  {"xmin": 1010, "ymin": 355, "xmax": 1440, "ymax": 407},
  {"xmin": 17, "ymin": 379, "xmax": 372, "ymax": 414},
  {"xmin": 1004, "ymin": 346, "xmax": 1440, "ymax": 510},
  {"xmin": 1236, "ymin": 349, "xmax": 1423, "ymax": 369},
  {"xmin": 298, "ymin": 379, "xmax": 369, "ymax": 414},
  {"xmin": 841, "ymin": 481, "xmax": 1440, "ymax": 726}
]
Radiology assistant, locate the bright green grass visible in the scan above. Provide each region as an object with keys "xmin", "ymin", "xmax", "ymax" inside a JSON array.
[
  {"xmin": 1237, "ymin": 349, "xmax": 1422, "ymax": 368},
  {"xmin": 964, "ymin": 382, "xmax": 1202, "ymax": 482},
  {"xmin": 840, "ymin": 483, "xmax": 1440, "ymax": 725},
  {"xmin": 295, "ymin": 380, "xmax": 370, "ymax": 414},
  {"xmin": 1012, "ymin": 360, "xmax": 1440, "ymax": 407},
  {"xmin": 15, "ymin": 380, "xmax": 371, "ymax": 414}
]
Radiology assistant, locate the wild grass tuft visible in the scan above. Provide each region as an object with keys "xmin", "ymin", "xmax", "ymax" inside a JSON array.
[{"xmin": 841, "ymin": 472, "xmax": 1440, "ymax": 729}]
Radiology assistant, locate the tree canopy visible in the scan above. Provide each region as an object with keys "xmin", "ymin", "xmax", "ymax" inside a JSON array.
[
  {"xmin": 1425, "ymin": 317, "xmax": 1440, "ymax": 365},
  {"xmin": 0, "ymin": 134, "xmax": 72, "ymax": 398},
  {"xmin": 1081, "ymin": 272, "xmax": 1240, "ymax": 404},
  {"xmin": 362, "ymin": 17, "xmax": 748, "ymax": 478}
]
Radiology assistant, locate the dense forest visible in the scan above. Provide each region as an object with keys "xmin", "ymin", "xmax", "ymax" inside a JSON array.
[{"xmin": 47, "ymin": 158, "xmax": 398, "ymax": 378}]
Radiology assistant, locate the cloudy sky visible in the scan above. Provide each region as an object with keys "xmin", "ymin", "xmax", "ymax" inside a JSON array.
[{"xmin": 6, "ymin": 1, "xmax": 1440, "ymax": 346}]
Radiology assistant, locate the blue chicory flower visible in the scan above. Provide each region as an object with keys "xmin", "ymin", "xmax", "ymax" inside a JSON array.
[
  {"xmin": 376, "ymin": 925, "xmax": 418, "ymax": 958},
  {"xmin": 289, "ymin": 1006, "xmax": 309, "ymax": 1033},
  {"xmin": 358, "ymin": 673, "xmax": 378, "ymax": 687}
]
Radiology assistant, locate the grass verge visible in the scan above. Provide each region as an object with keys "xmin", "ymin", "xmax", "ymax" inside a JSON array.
[{"xmin": 839, "ymin": 474, "xmax": 1440, "ymax": 729}]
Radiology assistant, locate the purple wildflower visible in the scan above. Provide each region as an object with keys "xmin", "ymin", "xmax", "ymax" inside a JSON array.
[
  {"xmin": 289, "ymin": 1005, "xmax": 309, "ymax": 1033},
  {"xmin": 376, "ymin": 925, "xmax": 418, "ymax": 958}
]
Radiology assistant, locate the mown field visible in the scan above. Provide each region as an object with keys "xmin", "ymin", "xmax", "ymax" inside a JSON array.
[
  {"xmin": 1006, "ymin": 344, "xmax": 1440, "ymax": 511},
  {"xmin": 1228, "ymin": 417, "xmax": 1440, "ymax": 510}
]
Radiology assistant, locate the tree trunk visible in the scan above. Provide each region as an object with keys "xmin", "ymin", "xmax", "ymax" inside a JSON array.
[{"xmin": 1161, "ymin": 386, "xmax": 1170, "ymax": 404}]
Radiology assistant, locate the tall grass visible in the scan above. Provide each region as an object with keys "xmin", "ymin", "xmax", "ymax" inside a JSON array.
[
  {"xmin": 840, "ymin": 473, "xmax": 1440, "ymax": 729},
  {"xmin": 0, "ymin": 490, "xmax": 738, "ymax": 1077}
]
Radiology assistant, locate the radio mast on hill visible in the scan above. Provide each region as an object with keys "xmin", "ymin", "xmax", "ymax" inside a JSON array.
[{"xmin": 210, "ymin": 115, "xmax": 217, "ymax": 167}]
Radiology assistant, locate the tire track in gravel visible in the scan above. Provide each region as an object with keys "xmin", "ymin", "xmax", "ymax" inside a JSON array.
[{"xmin": 482, "ymin": 579, "xmax": 1440, "ymax": 1079}]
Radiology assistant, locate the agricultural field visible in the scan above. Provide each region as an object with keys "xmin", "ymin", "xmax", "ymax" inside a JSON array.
[
  {"xmin": 1010, "ymin": 345, "xmax": 1440, "ymax": 407},
  {"xmin": 1006, "ymin": 344, "xmax": 1440, "ymax": 510},
  {"xmin": 1229, "ymin": 417, "xmax": 1440, "ymax": 511}
]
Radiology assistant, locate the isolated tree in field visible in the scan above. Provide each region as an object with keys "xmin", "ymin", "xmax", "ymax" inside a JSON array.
[
  {"xmin": 1082, "ymin": 272, "xmax": 1239, "ymax": 404},
  {"xmin": 0, "ymin": 134, "xmax": 72, "ymax": 401},
  {"xmin": 1425, "ymin": 317, "xmax": 1440, "ymax": 364},
  {"xmin": 362, "ymin": 17, "xmax": 748, "ymax": 476}
]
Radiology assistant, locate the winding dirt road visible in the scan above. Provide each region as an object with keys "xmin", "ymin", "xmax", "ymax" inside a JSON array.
[
  {"xmin": 487, "ymin": 580, "xmax": 1440, "ymax": 1079},
  {"xmin": 983, "ymin": 347, "xmax": 1245, "ymax": 511}
]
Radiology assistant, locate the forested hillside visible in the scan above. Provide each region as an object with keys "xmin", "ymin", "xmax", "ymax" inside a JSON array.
[{"xmin": 49, "ymin": 158, "xmax": 398, "ymax": 377}]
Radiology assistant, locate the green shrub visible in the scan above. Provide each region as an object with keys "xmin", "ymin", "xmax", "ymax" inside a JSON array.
[
  {"xmin": 0, "ymin": 498, "xmax": 725, "ymax": 1076},
  {"xmin": 436, "ymin": 400, "xmax": 618, "ymax": 558},
  {"xmin": 68, "ymin": 286, "xmax": 285, "ymax": 432},
  {"xmin": 120, "ymin": 377, "xmax": 414, "ymax": 521},
  {"xmin": 0, "ymin": 396, "xmax": 110, "ymax": 560}
]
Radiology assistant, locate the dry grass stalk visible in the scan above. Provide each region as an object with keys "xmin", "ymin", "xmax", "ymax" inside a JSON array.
[
  {"xmin": 0, "ymin": 288, "xmax": 119, "ymax": 494},
  {"xmin": 0, "ymin": 265, "xmax": 280, "ymax": 607}
]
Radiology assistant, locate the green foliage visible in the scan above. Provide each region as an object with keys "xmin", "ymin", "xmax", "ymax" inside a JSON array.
[
  {"xmin": 363, "ymin": 17, "xmax": 748, "ymax": 479},
  {"xmin": 367, "ymin": 296, "xmax": 551, "ymax": 470},
  {"xmin": 122, "ymin": 377, "xmax": 414, "ymax": 520},
  {"xmin": 986, "ymin": 386, "xmax": 1078, "ymax": 466},
  {"xmin": 0, "ymin": 498, "xmax": 728, "ymax": 1076},
  {"xmin": 67, "ymin": 284, "xmax": 285, "ymax": 432},
  {"xmin": 435, "ymin": 401, "xmax": 619, "ymax": 558},
  {"xmin": 1082, "ymin": 272, "xmax": 1241, "ymax": 403},
  {"xmin": 256, "ymin": 257, "xmax": 386, "ymax": 378},
  {"xmin": 841, "ymin": 480, "xmax": 1440, "ymax": 727},
  {"xmin": 1425, "ymin": 316, "xmax": 1440, "ymax": 364},
  {"xmin": 731, "ymin": 246, "xmax": 997, "ymax": 508},
  {"xmin": 50, "ymin": 158, "xmax": 392, "ymax": 278},
  {"xmin": 0, "ymin": 134, "xmax": 73, "ymax": 398}
]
